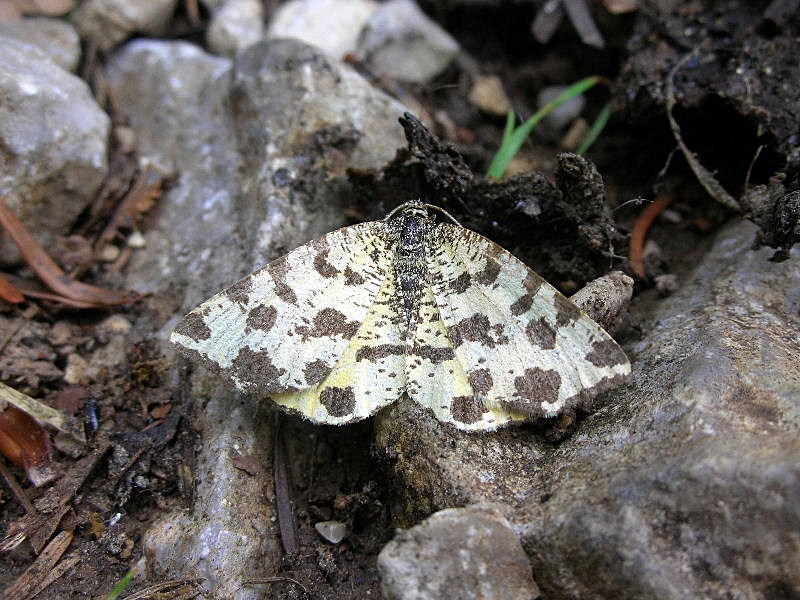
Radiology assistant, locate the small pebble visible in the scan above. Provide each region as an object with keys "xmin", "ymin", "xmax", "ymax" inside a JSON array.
[
  {"xmin": 468, "ymin": 74, "xmax": 511, "ymax": 116},
  {"xmin": 315, "ymin": 520, "xmax": 348, "ymax": 544},
  {"xmin": 98, "ymin": 244, "xmax": 121, "ymax": 262},
  {"xmin": 127, "ymin": 230, "xmax": 146, "ymax": 248}
]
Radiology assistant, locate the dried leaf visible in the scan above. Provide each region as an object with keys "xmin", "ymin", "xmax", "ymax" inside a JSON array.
[
  {"xmin": 0, "ymin": 404, "xmax": 58, "ymax": 487},
  {"xmin": 0, "ymin": 196, "xmax": 136, "ymax": 307},
  {"xmin": 0, "ymin": 272, "xmax": 25, "ymax": 303},
  {"xmin": 0, "ymin": 530, "xmax": 75, "ymax": 600}
]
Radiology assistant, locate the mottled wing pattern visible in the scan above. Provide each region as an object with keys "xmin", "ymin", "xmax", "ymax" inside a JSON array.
[
  {"xmin": 270, "ymin": 263, "xmax": 407, "ymax": 424},
  {"xmin": 170, "ymin": 221, "xmax": 406, "ymax": 424},
  {"xmin": 423, "ymin": 223, "xmax": 630, "ymax": 430},
  {"xmin": 405, "ymin": 284, "xmax": 526, "ymax": 430}
]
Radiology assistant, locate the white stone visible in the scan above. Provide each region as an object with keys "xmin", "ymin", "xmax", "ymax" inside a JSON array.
[
  {"xmin": 266, "ymin": 0, "xmax": 378, "ymax": 59},
  {"xmin": 357, "ymin": 0, "xmax": 459, "ymax": 83},
  {"xmin": 207, "ymin": 0, "xmax": 265, "ymax": 57}
]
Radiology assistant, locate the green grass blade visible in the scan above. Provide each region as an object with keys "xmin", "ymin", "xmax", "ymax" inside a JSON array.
[
  {"xmin": 107, "ymin": 566, "xmax": 137, "ymax": 600},
  {"xmin": 487, "ymin": 76, "xmax": 600, "ymax": 179},
  {"xmin": 577, "ymin": 101, "xmax": 612, "ymax": 155}
]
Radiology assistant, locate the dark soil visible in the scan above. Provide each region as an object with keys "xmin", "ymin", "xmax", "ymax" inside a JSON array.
[{"xmin": 1, "ymin": 1, "xmax": 797, "ymax": 599}]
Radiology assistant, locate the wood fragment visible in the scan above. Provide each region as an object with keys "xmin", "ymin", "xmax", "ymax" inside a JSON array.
[
  {"xmin": 0, "ymin": 458, "xmax": 36, "ymax": 513},
  {"xmin": 273, "ymin": 415, "xmax": 299, "ymax": 555},
  {"xmin": 244, "ymin": 576, "xmax": 310, "ymax": 595},
  {"xmin": 0, "ymin": 381, "xmax": 86, "ymax": 444},
  {"xmin": 94, "ymin": 166, "xmax": 163, "ymax": 254},
  {"xmin": 113, "ymin": 578, "xmax": 203, "ymax": 600},
  {"xmin": 0, "ymin": 530, "xmax": 74, "ymax": 600},
  {"xmin": 629, "ymin": 194, "xmax": 676, "ymax": 279},
  {"xmin": 1, "ymin": 442, "xmax": 110, "ymax": 553}
]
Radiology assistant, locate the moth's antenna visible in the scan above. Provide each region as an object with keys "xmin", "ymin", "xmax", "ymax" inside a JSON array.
[{"xmin": 423, "ymin": 203, "xmax": 462, "ymax": 226}]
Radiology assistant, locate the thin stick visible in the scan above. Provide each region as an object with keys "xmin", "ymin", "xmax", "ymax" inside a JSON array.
[{"xmin": 629, "ymin": 194, "xmax": 676, "ymax": 279}]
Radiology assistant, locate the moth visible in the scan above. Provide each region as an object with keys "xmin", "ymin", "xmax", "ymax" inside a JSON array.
[{"xmin": 170, "ymin": 201, "xmax": 630, "ymax": 431}]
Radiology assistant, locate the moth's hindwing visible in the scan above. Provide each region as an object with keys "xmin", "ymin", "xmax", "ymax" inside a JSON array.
[{"xmin": 421, "ymin": 223, "xmax": 630, "ymax": 428}]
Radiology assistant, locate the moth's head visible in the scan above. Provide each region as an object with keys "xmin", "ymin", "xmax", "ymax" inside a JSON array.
[{"xmin": 385, "ymin": 199, "xmax": 429, "ymax": 223}]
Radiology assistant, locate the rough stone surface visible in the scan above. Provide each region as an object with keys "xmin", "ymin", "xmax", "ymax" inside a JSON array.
[
  {"xmin": 375, "ymin": 220, "xmax": 800, "ymax": 599},
  {"xmin": 569, "ymin": 270, "xmax": 633, "ymax": 334},
  {"xmin": 0, "ymin": 17, "xmax": 81, "ymax": 72},
  {"xmin": 207, "ymin": 0, "xmax": 264, "ymax": 58},
  {"xmin": 356, "ymin": 0, "xmax": 459, "ymax": 83},
  {"xmin": 266, "ymin": 0, "xmax": 378, "ymax": 59},
  {"xmin": 0, "ymin": 38, "xmax": 109, "ymax": 265},
  {"xmin": 105, "ymin": 37, "xmax": 407, "ymax": 600},
  {"xmin": 378, "ymin": 504, "xmax": 540, "ymax": 600},
  {"xmin": 71, "ymin": 0, "xmax": 178, "ymax": 51}
]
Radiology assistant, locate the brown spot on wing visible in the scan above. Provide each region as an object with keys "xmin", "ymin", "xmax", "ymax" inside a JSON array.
[
  {"xmin": 246, "ymin": 305, "xmax": 277, "ymax": 332},
  {"xmin": 468, "ymin": 369, "xmax": 493, "ymax": 394},
  {"xmin": 525, "ymin": 317, "xmax": 556, "ymax": 349},
  {"xmin": 553, "ymin": 293, "xmax": 582, "ymax": 327},
  {"xmin": 344, "ymin": 266, "xmax": 365, "ymax": 286},
  {"xmin": 475, "ymin": 257, "xmax": 501, "ymax": 285},
  {"xmin": 320, "ymin": 386, "xmax": 356, "ymax": 417},
  {"xmin": 509, "ymin": 294, "xmax": 533, "ymax": 316},
  {"xmin": 225, "ymin": 277, "xmax": 252, "ymax": 305},
  {"xmin": 297, "ymin": 308, "xmax": 359, "ymax": 340},
  {"xmin": 448, "ymin": 313, "xmax": 507, "ymax": 348},
  {"xmin": 231, "ymin": 346, "xmax": 287, "ymax": 393},
  {"xmin": 304, "ymin": 359, "xmax": 331, "ymax": 385},
  {"xmin": 451, "ymin": 395, "xmax": 487, "ymax": 424},
  {"xmin": 509, "ymin": 272, "xmax": 545, "ymax": 316},
  {"xmin": 504, "ymin": 367, "xmax": 562, "ymax": 417},
  {"xmin": 585, "ymin": 339, "xmax": 628, "ymax": 368},
  {"xmin": 413, "ymin": 345, "xmax": 455, "ymax": 364},
  {"xmin": 356, "ymin": 344, "xmax": 406, "ymax": 362},
  {"xmin": 312, "ymin": 239, "xmax": 339, "ymax": 278},
  {"xmin": 173, "ymin": 312, "xmax": 211, "ymax": 342},
  {"xmin": 269, "ymin": 257, "xmax": 298, "ymax": 305},
  {"xmin": 448, "ymin": 271, "xmax": 471, "ymax": 294}
]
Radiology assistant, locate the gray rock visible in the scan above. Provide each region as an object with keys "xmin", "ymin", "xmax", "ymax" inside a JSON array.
[
  {"xmin": 104, "ymin": 40, "xmax": 237, "ymax": 302},
  {"xmin": 206, "ymin": 0, "xmax": 264, "ymax": 58},
  {"xmin": 569, "ymin": 270, "xmax": 633, "ymax": 334},
  {"xmin": 266, "ymin": 0, "xmax": 378, "ymax": 59},
  {"xmin": 106, "ymin": 42, "xmax": 268, "ymax": 600},
  {"xmin": 0, "ymin": 38, "xmax": 109, "ymax": 265},
  {"xmin": 0, "ymin": 17, "xmax": 81, "ymax": 72},
  {"xmin": 378, "ymin": 504, "xmax": 540, "ymax": 600},
  {"xmin": 375, "ymin": 220, "xmax": 800, "ymax": 599},
  {"xmin": 71, "ymin": 0, "xmax": 177, "ymax": 51},
  {"xmin": 105, "ymin": 37, "xmax": 407, "ymax": 600},
  {"xmin": 357, "ymin": 0, "xmax": 459, "ymax": 83}
]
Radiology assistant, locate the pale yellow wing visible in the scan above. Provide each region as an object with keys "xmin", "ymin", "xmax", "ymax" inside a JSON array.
[{"xmin": 170, "ymin": 220, "xmax": 406, "ymax": 424}]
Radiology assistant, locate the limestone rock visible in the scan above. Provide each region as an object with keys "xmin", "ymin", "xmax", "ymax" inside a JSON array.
[
  {"xmin": 206, "ymin": 0, "xmax": 265, "ymax": 57},
  {"xmin": 378, "ymin": 504, "xmax": 540, "ymax": 600},
  {"xmin": 0, "ymin": 38, "xmax": 109, "ymax": 265},
  {"xmin": 0, "ymin": 17, "xmax": 80, "ymax": 72}
]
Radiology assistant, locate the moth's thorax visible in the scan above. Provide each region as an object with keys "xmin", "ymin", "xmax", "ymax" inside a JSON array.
[{"xmin": 389, "ymin": 204, "xmax": 433, "ymax": 335}]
